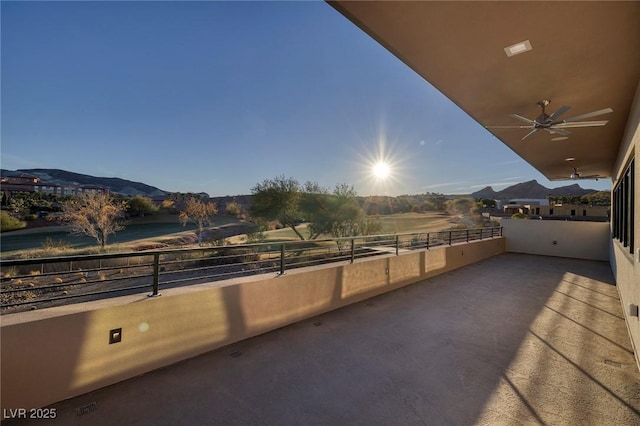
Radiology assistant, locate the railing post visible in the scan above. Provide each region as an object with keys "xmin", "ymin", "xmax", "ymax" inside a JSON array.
[
  {"xmin": 350, "ymin": 238, "xmax": 355, "ymax": 263},
  {"xmin": 500, "ymin": 227, "xmax": 503, "ymax": 237},
  {"xmin": 491, "ymin": 227, "xmax": 494, "ymax": 238},
  {"xmin": 279, "ymin": 244, "xmax": 286, "ymax": 275},
  {"xmin": 395, "ymin": 235, "xmax": 399, "ymax": 256},
  {"xmin": 448, "ymin": 230, "xmax": 452, "ymax": 246},
  {"xmin": 426, "ymin": 233, "xmax": 429, "ymax": 250},
  {"xmin": 480, "ymin": 228, "xmax": 483, "ymax": 240},
  {"xmin": 149, "ymin": 253, "xmax": 161, "ymax": 297},
  {"xmin": 466, "ymin": 229, "xmax": 469, "ymax": 243}
]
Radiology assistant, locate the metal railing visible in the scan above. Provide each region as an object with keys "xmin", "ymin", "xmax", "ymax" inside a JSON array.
[{"xmin": 1, "ymin": 227, "xmax": 502, "ymax": 312}]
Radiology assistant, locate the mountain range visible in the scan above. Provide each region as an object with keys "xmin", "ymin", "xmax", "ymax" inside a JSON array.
[
  {"xmin": 3, "ymin": 169, "xmax": 600, "ymax": 200},
  {"xmin": 471, "ymin": 180, "xmax": 598, "ymax": 200}
]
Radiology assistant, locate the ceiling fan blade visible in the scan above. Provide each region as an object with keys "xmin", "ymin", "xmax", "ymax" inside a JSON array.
[
  {"xmin": 553, "ymin": 120, "xmax": 609, "ymax": 128},
  {"xmin": 509, "ymin": 114, "xmax": 535, "ymax": 124},
  {"xmin": 521, "ymin": 129, "xmax": 539, "ymax": 140},
  {"xmin": 546, "ymin": 105, "xmax": 571, "ymax": 123},
  {"xmin": 547, "ymin": 128, "xmax": 570, "ymax": 136},
  {"xmin": 561, "ymin": 107, "xmax": 613, "ymax": 123},
  {"xmin": 486, "ymin": 125, "xmax": 533, "ymax": 129}
]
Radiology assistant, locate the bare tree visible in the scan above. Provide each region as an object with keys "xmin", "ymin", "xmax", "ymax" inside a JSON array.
[
  {"xmin": 59, "ymin": 191, "xmax": 126, "ymax": 248},
  {"xmin": 179, "ymin": 197, "xmax": 218, "ymax": 245}
]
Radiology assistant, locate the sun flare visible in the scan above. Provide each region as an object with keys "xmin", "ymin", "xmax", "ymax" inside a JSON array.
[{"xmin": 372, "ymin": 161, "xmax": 391, "ymax": 179}]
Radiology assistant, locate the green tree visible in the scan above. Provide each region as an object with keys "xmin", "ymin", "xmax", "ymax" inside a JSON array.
[
  {"xmin": 250, "ymin": 175, "xmax": 306, "ymax": 240},
  {"xmin": 310, "ymin": 184, "xmax": 364, "ymax": 239},
  {"xmin": 581, "ymin": 191, "xmax": 611, "ymax": 206},
  {"xmin": 317, "ymin": 185, "xmax": 382, "ymax": 250},
  {"xmin": 59, "ymin": 191, "xmax": 126, "ymax": 248},
  {"xmin": 445, "ymin": 197, "xmax": 475, "ymax": 215},
  {"xmin": 478, "ymin": 198, "xmax": 497, "ymax": 208},
  {"xmin": 127, "ymin": 195, "xmax": 159, "ymax": 217},
  {"xmin": 250, "ymin": 177, "xmax": 378, "ymax": 242},
  {"xmin": 423, "ymin": 192, "xmax": 447, "ymax": 211},
  {"xmin": 179, "ymin": 197, "xmax": 218, "ymax": 245},
  {"xmin": 8, "ymin": 197, "xmax": 29, "ymax": 218}
]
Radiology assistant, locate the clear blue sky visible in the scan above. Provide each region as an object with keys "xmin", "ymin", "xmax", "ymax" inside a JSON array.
[{"xmin": 1, "ymin": 1, "xmax": 610, "ymax": 196}]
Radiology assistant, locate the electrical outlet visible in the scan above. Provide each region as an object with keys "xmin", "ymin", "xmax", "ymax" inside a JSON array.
[{"xmin": 109, "ymin": 328, "xmax": 122, "ymax": 344}]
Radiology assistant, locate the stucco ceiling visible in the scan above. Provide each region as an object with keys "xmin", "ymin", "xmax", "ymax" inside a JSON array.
[{"xmin": 330, "ymin": 1, "xmax": 640, "ymax": 181}]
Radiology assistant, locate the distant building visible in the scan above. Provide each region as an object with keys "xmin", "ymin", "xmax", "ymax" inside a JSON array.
[
  {"xmin": 503, "ymin": 198, "xmax": 549, "ymax": 215},
  {"xmin": 1, "ymin": 172, "xmax": 39, "ymax": 200},
  {"xmin": 538, "ymin": 203, "xmax": 609, "ymax": 218},
  {"xmin": 503, "ymin": 200, "xmax": 609, "ymax": 219},
  {"xmin": 1, "ymin": 171, "xmax": 106, "ymax": 198},
  {"xmin": 34, "ymin": 183, "xmax": 106, "ymax": 196}
]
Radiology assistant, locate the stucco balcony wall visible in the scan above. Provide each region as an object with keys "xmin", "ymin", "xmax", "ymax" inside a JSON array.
[
  {"xmin": 1, "ymin": 237, "xmax": 504, "ymax": 411},
  {"xmin": 502, "ymin": 218, "xmax": 610, "ymax": 261}
]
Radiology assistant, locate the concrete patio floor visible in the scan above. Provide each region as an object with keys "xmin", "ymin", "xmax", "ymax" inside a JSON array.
[{"xmin": 9, "ymin": 253, "xmax": 640, "ymax": 425}]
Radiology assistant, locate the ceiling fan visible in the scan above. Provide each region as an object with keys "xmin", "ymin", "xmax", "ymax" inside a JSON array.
[
  {"xmin": 486, "ymin": 100, "xmax": 613, "ymax": 140},
  {"xmin": 569, "ymin": 167, "xmax": 600, "ymax": 180}
]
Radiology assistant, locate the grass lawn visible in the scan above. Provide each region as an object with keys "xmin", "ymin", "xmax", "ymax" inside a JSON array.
[
  {"xmin": 227, "ymin": 212, "xmax": 454, "ymax": 245},
  {"xmin": 376, "ymin": 212, "xmax": 454, "ymax": 234}
]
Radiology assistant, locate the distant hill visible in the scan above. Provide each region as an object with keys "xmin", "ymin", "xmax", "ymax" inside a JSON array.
[
  {"xmin": 4, "ymin": 168, "xmax": 167, "ymax": 197},
  {"xmin": 471, "ymin": 180, "xmax": 597, "ymax": 200},
  {"xmin": 3, "ymin": 168, "xmax": 600, "ymax": 202},
  {"xmin": 471, "ymin": 186, "xmax": 499, "ymax": 199}
]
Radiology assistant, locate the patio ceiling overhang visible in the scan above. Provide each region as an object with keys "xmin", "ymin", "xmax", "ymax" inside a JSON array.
[{"xmin": 329, "ymin": 1, "xmax": 640, "ymax": 181}]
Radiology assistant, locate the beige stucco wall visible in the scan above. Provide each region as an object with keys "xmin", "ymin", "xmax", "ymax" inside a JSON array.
[
  {"xmin": 1, "ymin": 237, "xmax": 505, "ymax": 411},
  {"xmin": 611, "ymin": 79, "xmax": 640, "ymax": 369},
  {"xmin": 502, "ymin": 219, "xmax": 610, "ymax": 261}
]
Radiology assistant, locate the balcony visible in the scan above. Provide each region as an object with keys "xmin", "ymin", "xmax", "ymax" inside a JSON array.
[
  {"xmin": 4, "ymin": 254, "xmax": 639, "ymax": 424},
  {"xmin": 2, "ymin": 221, "xmax": 639, "ymax": 425}
]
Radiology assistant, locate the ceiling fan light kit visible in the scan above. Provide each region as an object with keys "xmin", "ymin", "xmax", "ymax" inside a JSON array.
[
  {"xmin": 487, "ymin": 100, "xmax": 613, "ymax": 140},
  {"xmin": 569, "ymin": 167, "xmax": 600, "ymax": 181}
]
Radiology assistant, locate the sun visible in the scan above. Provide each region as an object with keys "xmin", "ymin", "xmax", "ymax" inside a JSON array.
[{"xmin": 372, "ymin": 161, "xmax": 391, "ymax": 179}]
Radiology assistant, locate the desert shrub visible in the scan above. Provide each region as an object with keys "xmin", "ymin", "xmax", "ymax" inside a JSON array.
[
  {"xmin": 266, "ymin": 221, "xmax": 283, "ymax": 231},
  {"xmin": 24, "ymin": 214, "xmax": 38, "ymax": 221},
  {"xmin": 449, "ymin": 223, "xmax": 469, "ymax": 230},
  {"xmin": 1, "ymin": 211, "xmax": 26, "ymax": 232},
  {"xmin": 198, "ymin": 248, "xmax": 260, "ymax": 267},
  {"xmin": 511, "ymin": 213, "xmax": 529, "ymax": 220},
  {"xmin": 246, "ymin": 229, "xmax": 267, "ymax": 244},
  {"xmin": 2, "ymin": 266, "xmax": 19, "ymax": 278},
  {"xmin": 225, "ymin": 201, "xmax": 242, "ymax": 217},
  {"xmin": 42, "ymin": 237, "xmax": 72, "ymax": 251}
]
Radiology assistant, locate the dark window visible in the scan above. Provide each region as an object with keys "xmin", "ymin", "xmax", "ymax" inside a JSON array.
[
  {"xmin": 583, "ymin": 210, "xmax": 587, "ymax": 216},
  {"xmin": 612, "ymin": 157, "xmax": 635, "ymax": 255},
  {"xmin": 571, "ymin": 209, "xmax": 576, "ymax": 216},
  {"xmin": 550, "ymin": 208, "xmax": 554, "ymax": 215}
]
